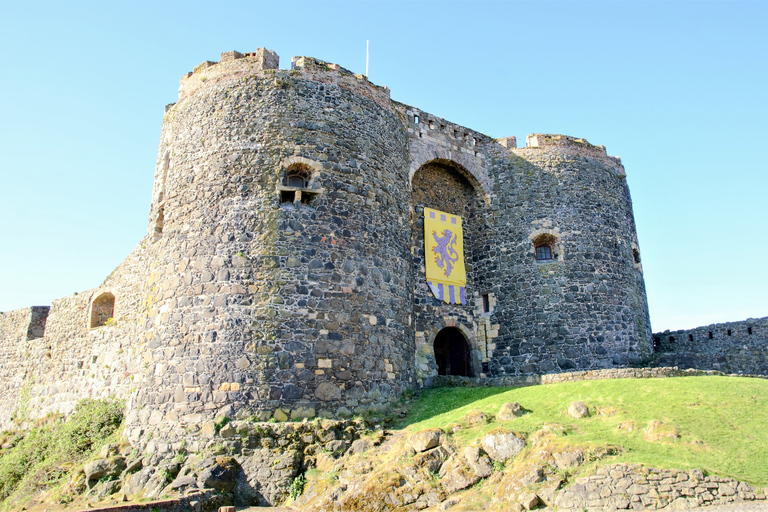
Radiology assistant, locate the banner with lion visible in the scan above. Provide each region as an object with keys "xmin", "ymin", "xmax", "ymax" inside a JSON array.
[{"xmin": 424, "ymin": 207, "xmax": 466, "ymax": 305}]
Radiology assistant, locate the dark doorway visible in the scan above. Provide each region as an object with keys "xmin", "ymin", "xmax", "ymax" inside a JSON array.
[{"xmin": 434, "ymin": 327, "xmax": 471, "ymax": 377}]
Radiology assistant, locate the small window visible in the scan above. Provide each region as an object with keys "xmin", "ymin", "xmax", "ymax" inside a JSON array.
[
  {"xmin": 668, "ymin": 336, "xmax": 675, "ymax": 342},
  {"xmin": 748, "ymin": 327, "xmax": 753, "ymax": 335},
  {"xmin": 633, "ymin": 248, "xmax": 641, "ymax": 264},
  {"xmin": 283, "ymin": 163, "xmax": 312, "ymax": 188},
  {"xmin": 482, "ymin": 294, "xmax": 490, "ymax": 313},
  {"xmin": 708, "ymin": 331, "xmax": 713, "ymax": 339},
  {"xmin": 414, "ymin": 114, "xmax": 419, "ymax": 124},
  {"xmin": 91, "ymin": 292, "xmax": 115, "ymax": 328},
  {"xmin": 688, "ymin": 334, "xmax": 694, "ymax": 342},
  {"xmin": 727, "ymin": 329, "xmax": 732, "ymax": 336},
  {"xmin": 287, "ymin": 174, "xmax": 306, "ymax": 188},
  {"xmin": 533, "ymin": 233, "xmax": 557, "ymax": 262},
  {"xmin": 535, "ymin": 246, "xmax": 552, "ymax": 261},
  {"xmin": 281, "ymin": 190, "xmax": 296, "ymax": 203}
]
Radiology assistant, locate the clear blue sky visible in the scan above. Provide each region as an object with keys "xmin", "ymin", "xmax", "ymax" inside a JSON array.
[{"xmin": 1, "ymin": 0, "xmax": 766, "ymax": 332}]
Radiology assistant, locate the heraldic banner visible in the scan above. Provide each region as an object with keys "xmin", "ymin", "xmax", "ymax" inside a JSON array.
[{"xmin": 424, "ymin": 207, "xmax": 466, "ymax": 305}]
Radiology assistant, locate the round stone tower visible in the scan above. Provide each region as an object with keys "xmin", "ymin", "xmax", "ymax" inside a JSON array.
[
  {"xmin": 128, "ymin": 49, "xmax": 413, "ymax": 442},
  {"xmin": 482, "ymin": 134, "xmax": 653, "ymax": 375}
]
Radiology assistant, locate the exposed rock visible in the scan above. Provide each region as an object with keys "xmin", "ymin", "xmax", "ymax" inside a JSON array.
[
  {"xmin": 463, "ymin": 446, "xmax": 493, "ymax": 478},
  {"xmin": 553, "ymin": 450, "xmax": 583, "ymax": 470},
  {"xmin": 409, "ymin": 428, "xmax": 443, "ymax": 452},
  {"xmin": 519, "ymin": 492, "xmax": 540, "ymax": 510},
  {"xmin": 567, "ymin": 401, "xmax": 590, "ymax": 418},
  {"xmin": 498, "ymin": 402, "xmax": 524, "ymax": 420},
  {"xmin": 464, "ymin": 409, "xmax": 491, "ymax": 425},
  {"xmin": 97, "ymin": 479, "xmax": 122, "ymax": 498},
  {"xmin": 350, "ymin": 438, "xmax": 372, "ymax": 454},
  {"xmin": 197, "ymin": 456, "xmax": 240, "ymax": 492},
  {"xmin": 123, "ymin": 467, "xmax": 155, "ymax": 496},
  {"xmin": 324, "ymin": 439, "xmax": 348, "ymax": 458},
  {"xmin": 84, "ymin": 456, "xmax": 126, "ymax": 487},
  {"xmin": 480, "ymin": 428, "xmax": 526, "ymax": 462},
  {"xmin": 414, "ymin": 446, "xmax": 449, "ymax": 474},
  {"xmin": 219, "ymin": 423, "xmax": 236, "ymax": 438},
  {"xmin": 439, "ymin": 456, "xmax": 481, "ymax": 493}
]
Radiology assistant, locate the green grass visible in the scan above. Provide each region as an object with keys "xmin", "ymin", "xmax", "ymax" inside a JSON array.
[
  {"xmin": 400, "ymin": 376, "xmax": 768, "ymax": 485},
  {"xmin": 0, "ymin": 398, "xmax": 124, "ymax": 510}
]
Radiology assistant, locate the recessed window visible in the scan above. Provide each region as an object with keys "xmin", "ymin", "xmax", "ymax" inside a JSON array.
[
  {"xmin": 708, "ymin": 331, "xmax": 713, "ymax": 339},
  {"xmin": 668, "ymin": 336, "xmax": 675, "ymax": 342},
  {"xmin": 154, "ymin": 206, "xmax": 164, "ymax": 240},
  {"xmin": 281, "ymin": 163, "xmax": 316, "ymax": 205},
  {"xmin": 633, "ymin": 248, "xmax": 641, "ymax": 264},
  {"xmin": 482, "ymin": 294, "xmax": 490, "ymax": 313},
  {"xmin": 727, "ymin": 329, "xmax": 732, "ymax": 336},
  {"xmin": 533, "ymin": 233, "xmax": 557, "ymax": 262},
  {"xmin": 688, "ymin": 334, "xmax": 694, "ymax": 342},
  {"xmin": 287, "ymin": 174, "xmax": 306, "ymax": 188},
  {"xmin": 414, "ymin": 114, "xmax": 419, "ymax": 124},
  {"xmin": 91, "ymin": 292, "xmax": 115, "ymax": 328},
  {"xmin": 535, "ymin": 246, "xmax": 552, "ymax": 261},
  {"xmin": 748, "ymin": 327, "xmax": 753, "ymax": 335}
]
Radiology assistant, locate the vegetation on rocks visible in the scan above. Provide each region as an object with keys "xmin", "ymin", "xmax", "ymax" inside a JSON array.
[{"xmin": 0, "ymin": 399, "xmax": 123, "ymax": 511}]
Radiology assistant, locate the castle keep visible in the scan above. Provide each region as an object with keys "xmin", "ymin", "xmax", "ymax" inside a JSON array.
[{"xmin": 0, "ymin": 49, "xmax": 655, "ymax": 443}]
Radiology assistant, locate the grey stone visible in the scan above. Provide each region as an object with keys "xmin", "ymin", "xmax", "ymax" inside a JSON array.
[
  {"xmin": 480, "ymin": 429, "xmax": 525, "ymax": 462},
  {"xmin": 409, "ymin": 428, "xmax": 443, "ymax": 452},
  {"xmin": 568, "ymin": 401, "xmax": 590, "ymax": 418}
]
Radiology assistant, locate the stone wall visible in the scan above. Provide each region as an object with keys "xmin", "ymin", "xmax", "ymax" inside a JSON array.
[
  {"xmin": 653, "ymin": 316, "xmax": 768, "ymax": 375},
  {"xmin": 555, "ymin": 464, "xmax": 767, "ymax": 511},
  {"xmin": 0, "ymin": 243, "xmax": 150, "ymax": 431},
  {"xmin": 478, "ymin": 135, "xmax": 652, "ymax": 377},
  {"xmin": 127, "ymin": 49, "xmax": 415, "ymax": 448}
]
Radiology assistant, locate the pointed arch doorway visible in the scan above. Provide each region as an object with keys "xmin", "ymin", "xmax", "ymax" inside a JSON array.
[{"xmin": 434, "ymin": 327, "xmax": 472, "ymax": 377}]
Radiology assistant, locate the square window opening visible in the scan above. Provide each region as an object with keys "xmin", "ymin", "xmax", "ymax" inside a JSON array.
[
  {"xmin": 535, "ymin": 246, "xmax": 553, "ymax": 261},
  {"xmin": 281, "ymin": 190, "xmax": 296, "ymax": 203}
]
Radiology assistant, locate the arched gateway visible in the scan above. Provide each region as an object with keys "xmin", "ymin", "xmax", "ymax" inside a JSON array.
[{"xmin": 434, "ymin": 327, "xmax": 472, "ymax": 376}]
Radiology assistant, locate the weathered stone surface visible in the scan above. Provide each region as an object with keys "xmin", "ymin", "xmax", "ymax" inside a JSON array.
[
  {"xmin": 480, "ymin": 428, "xmax": 525, "ymax": 462},
  {"xmin": 350, "ymin": 438, "xmax": 372, "ymax": 455},
  {"xmin": 463, "ymin": 445, "xmax": 492, "ymax": 478},
  {"xmin": 414, "ymin": 446, "xmax": 449, "ymax": 474},
  {"xmin": 409, "ymin": 428, "xmax": 443, "ymax": 452},
  {"xmin": 553, "ymin": 450, "xmax": 583, "ymax": 470},
  {"xmin": 567, "ymin": 401, "xmax": 590, "ymax": 418},
  {"xmin": 464, "ymin": 409, "xmax": 491, "ymax": 426},
  {"xmin": 84, "ymin": 456, "xmax": 126, "ymax": 487},
  {"xmin": 498, "ymin": 402, "xmax": 524, "ymax": 420},
  {"xmin": 197, "ymin": 457, "xmax": 240, "ymax": 493}
]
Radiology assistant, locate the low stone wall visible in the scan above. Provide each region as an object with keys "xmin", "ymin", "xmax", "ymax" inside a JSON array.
[
  {"xmin": 555, "ymin": 463, "xmax": 768, "ymax": 511},
  {"xmin": 653, "ymin": 316, "xmax": 768, "ymax": 375},
  {"xmin": 431, "ymin": 365, "xmax": 767, "ymax": 389}
]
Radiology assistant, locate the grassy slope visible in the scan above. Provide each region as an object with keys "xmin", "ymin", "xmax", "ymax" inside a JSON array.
[{"xmin": 400, "ymin": 376, "xmax": 768, "ymax": 485}]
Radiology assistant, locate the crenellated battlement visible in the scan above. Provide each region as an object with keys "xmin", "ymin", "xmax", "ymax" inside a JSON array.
[
  {"xmin": 513, "ymin": 133, "xmax": 626, "ymax": 177},
  {"xmin": 177, "ymin": 48, "xmax": 392, "ymax": 111}
]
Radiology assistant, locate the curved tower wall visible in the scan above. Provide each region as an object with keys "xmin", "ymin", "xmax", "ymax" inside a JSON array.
[
  {"xmin": 483, "ymin": 134, "xmax": 652, "ymax": 375},
  {"xmin": 128, "ymin": 51, "xmax": 412, "ymax": 441}
]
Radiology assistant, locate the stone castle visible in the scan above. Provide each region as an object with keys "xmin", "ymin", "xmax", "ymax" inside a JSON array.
[{"xmin": 1, "ymin": 48, "xmax": 764, "ymax": 446}]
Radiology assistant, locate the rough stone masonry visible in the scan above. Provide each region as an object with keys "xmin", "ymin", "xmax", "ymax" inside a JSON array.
[{"xmin": 0, "ymin": 47, "xmax": 763, "ymax": 447}]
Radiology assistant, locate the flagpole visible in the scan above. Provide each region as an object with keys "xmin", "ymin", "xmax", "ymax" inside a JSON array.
[{"xmin": 366, "ymin": 40, "xmax": 369, "ymax": 78}]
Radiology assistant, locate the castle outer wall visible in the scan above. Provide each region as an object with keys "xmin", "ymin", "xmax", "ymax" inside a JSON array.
[{"xmin": 0, "ymin": 48, "xmax": 727, "ymax": 446}]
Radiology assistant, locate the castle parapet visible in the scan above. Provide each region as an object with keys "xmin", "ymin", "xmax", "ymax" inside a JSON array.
[
  {"xmin": 518, "ymin": 133, "xmax": 625, "ymax": 177},
  {"xmin": 176, "ymin": 49, "xmax": 392, "ymax": 111}
]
